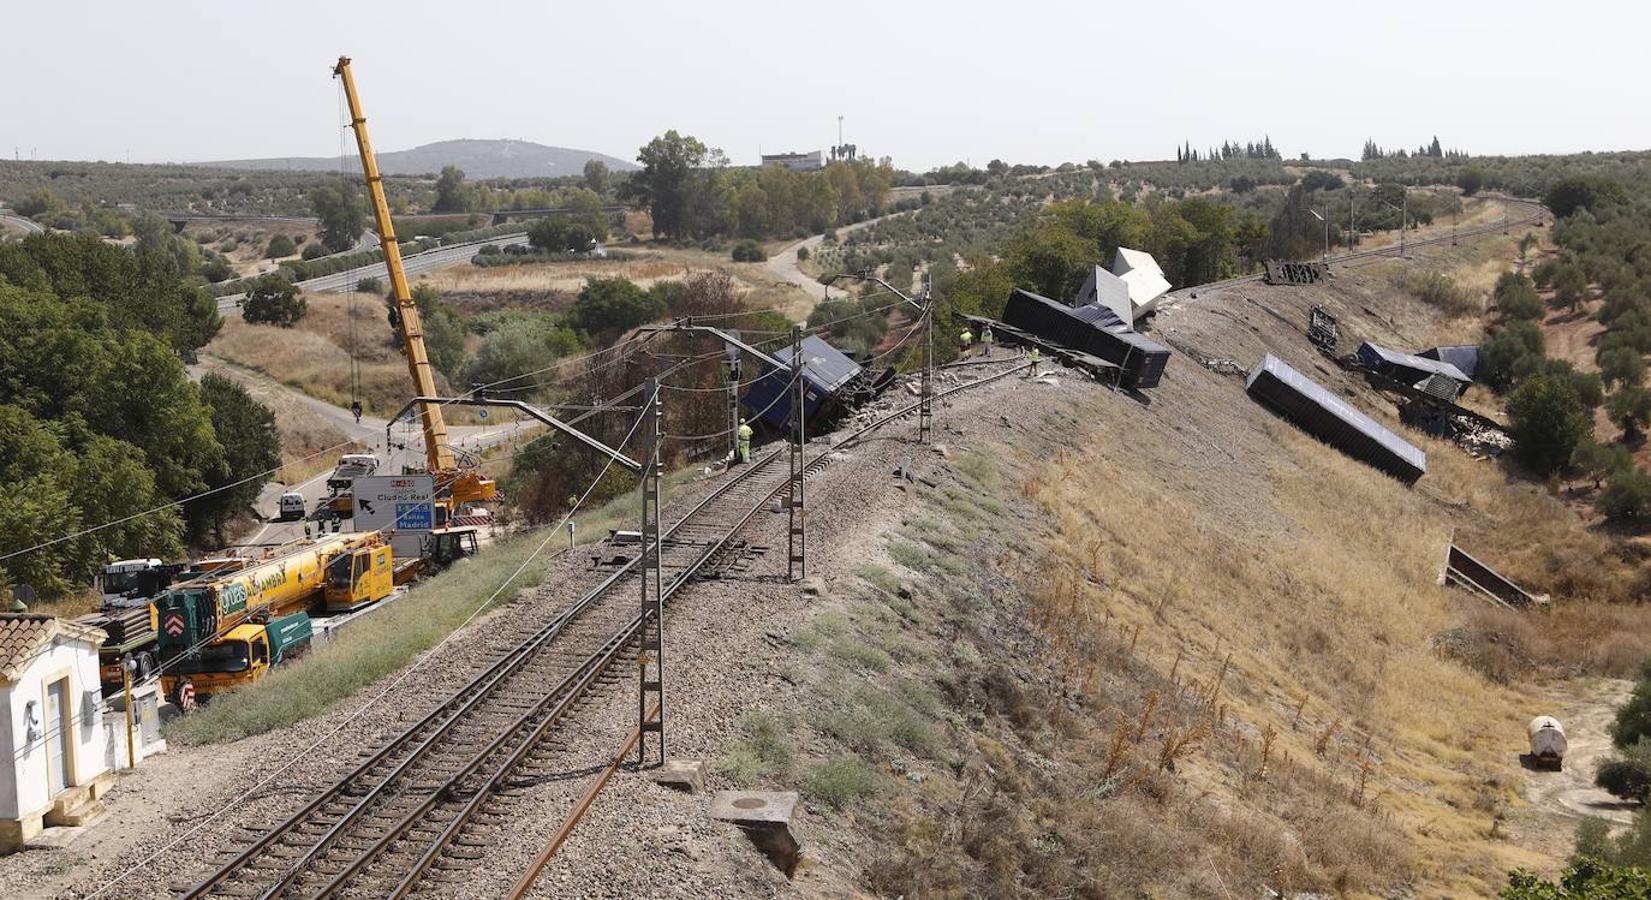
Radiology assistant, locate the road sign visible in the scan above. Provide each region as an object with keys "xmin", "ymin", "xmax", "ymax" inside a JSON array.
[
  {"xmin": 353, "ymin": 474, "xmax": 436, "ymax": 562},
  {"xmin": 477, "ymin": 408, "xmax": 489, "ymax": 421},
  {"xmin": 163, "ymin": 612, "xmax": 185, "ymax": 638},
  {"xmin": 177, "ymin": 681, "xmax": 196, "ymax": 712}
]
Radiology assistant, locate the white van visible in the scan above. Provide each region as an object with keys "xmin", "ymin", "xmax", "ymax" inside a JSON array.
[{"xmin": 279, "ymin": 492, "xmax": 307, "ymax": 521}]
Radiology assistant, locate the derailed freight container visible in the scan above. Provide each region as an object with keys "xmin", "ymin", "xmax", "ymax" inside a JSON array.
[
  {"xmin": 1000, "ymin": 289, "xmax": 1170, "ymax": 388},
  {"xmin": 1245, "ymin": 354, "xmax": 1427, "ymax": 484}
]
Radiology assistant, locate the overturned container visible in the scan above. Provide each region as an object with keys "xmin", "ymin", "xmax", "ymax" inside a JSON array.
[
  {"xmin": 1527, "ymin": 716, "xmax": 1567, "ymax": 769},
  {"xmin": 1245, "ymin": 354, "xmax": 1427, "ymax": 484}
]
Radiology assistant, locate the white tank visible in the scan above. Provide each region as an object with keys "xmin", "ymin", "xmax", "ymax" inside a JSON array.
[{"xmin": 1528, "ymin": 716, "xmax": 1567, "ymax": 761}]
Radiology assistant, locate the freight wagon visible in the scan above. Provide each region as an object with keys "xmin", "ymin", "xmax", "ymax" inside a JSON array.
[{"xmin": 998, "ymin": 289, "xmax": 1171, "ymax": 389}]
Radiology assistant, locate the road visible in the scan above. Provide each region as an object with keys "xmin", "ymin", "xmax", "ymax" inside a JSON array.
[
  {"xmin": 189, "ymin": 357, "xmax": 519, "ymax": 552},
  {"xmin": 764, "ymin": 214, "xmax": 899, "ymax": 303},
  {"xmin": 215, "ymin": 233, "xmax": 530, "ymax": 313},
  {"xmin": 0, "ymin": 209, "xmax": 45, "ymax": 236}
]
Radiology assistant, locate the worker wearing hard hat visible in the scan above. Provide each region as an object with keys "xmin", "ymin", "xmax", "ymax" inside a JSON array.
[{"xmin": 737, "ymin": 420, "xmax": 753, "ymax": 465}]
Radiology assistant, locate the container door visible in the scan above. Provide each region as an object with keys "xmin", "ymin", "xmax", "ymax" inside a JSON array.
[{"xmin": 45, "ymin": 678, "xmax": 71, "ymax": 795}]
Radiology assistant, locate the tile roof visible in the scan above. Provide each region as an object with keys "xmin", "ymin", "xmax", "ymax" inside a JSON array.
[{"xmin": 0, "ymin": 614, "xmax": 106, "ymax": 683}]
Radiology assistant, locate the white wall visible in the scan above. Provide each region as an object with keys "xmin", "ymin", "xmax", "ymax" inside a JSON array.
[{"xmin": 0, "ymin": 638, "xmax": 108, "ymax": 820}]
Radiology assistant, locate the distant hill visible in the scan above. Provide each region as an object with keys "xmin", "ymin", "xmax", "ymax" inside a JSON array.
[{"xmin": 203, "ymin": 139, "xmax": 637, "ymax": 180}]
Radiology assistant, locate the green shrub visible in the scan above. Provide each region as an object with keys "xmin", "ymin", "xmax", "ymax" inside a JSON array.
[
  {"xmin": 805, "ymin": 756, "xmax": 880, "ymax": 809},
  {"xmin": 1507, "ymin": 374, "xmax": 1590, "ymax": 475},
  {"xmin": 1596, "ymin": 738, "xmax": 1651, "ymax": 802},
  {"xmin": 240, "ymin": 274, "xmax": 306, "ymax": 328},
  {"xmin": 1598, "ymin": 467, "xmax": 1651, "ymax": 520},
  {"xmin": 715, "ymin": 711, "xmax": 794, "ymax": 784},
  {"xmin": 300, "ymin": 243, "xmax": 327, "ymax": 260},
  {"xmin": 732, "ymin": 239, "xmax": 767, "ymax": 262},
  {"xmin": 355, "ymin": 276, "xmax": 382, "ymax": 294},
  {"xmin": 265, "ymin": 233, "xmax": 296, "ymax": 258}
]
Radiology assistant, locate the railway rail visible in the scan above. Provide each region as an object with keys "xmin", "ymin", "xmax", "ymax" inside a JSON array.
[
  {"xmin": 182, "ymin": 357, "xmax": 1028, "ymax": 899},
  {"xmin": 183, "ymin": 445, "xmax": 801, "ymax": 899},
  {"xmin": 1171, "ymin": 193, "xmax": 1547, "ymax": 299}
]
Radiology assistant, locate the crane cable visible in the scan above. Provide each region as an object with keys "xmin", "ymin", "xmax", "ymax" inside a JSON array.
[{"xmin": 338, "ymin": 81, "xmax": 363, "ymax": 419}]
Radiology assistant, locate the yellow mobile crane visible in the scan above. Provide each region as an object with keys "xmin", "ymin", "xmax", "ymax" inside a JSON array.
[{"xmin": 333, "ymin": 56, "xmax": 496, "ymax": 510}]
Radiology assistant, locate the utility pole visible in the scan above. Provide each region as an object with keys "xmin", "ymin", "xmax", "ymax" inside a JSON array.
[
  {"xmin": 637, "ymin": 378, "xmax": 664, "ymax": 767},
  {"xmin": 724, "ymin": 341, "xmax": 741, "ymax": 465},
  {"xmin": 918, "ymin": 275, "xmax": 934, "ymax": 444},
  {"xmin": 787, "ymin": 326, "xmax": 807, "ymax": 582}
]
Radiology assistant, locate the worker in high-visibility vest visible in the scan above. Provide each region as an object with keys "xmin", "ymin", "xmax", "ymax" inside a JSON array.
[
  {"xmin": 1028, "ymin": 347, "xmax": 1041, "ymax": 376},
  {"xmin": 959, "ymin": 329, "xmax": 973, "ymax": 355},
  {"xmin": 981, "ymin": 325, "xmax": 994, "ymax": 354},
  {"xmin": 737, "ymin": 420, "xmax": 753, "ymax": 464}
]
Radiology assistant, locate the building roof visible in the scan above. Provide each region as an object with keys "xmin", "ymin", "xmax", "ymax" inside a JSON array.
[
  {"xmin": 1073, "ymin": 265, "xmax": 1134, "ymax": 326},
  {"xmin": 0, "ymin": 614, "xmax": 106, "ymax": 684}
]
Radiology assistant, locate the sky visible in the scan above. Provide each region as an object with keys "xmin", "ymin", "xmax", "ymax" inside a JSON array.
[{"xmin": 4, "ymin": 0, "xmax": 1648, "ymax": 172}]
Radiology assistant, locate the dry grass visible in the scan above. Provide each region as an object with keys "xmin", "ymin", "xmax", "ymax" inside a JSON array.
[{"xmin": 209, "ymin": 293, "xmax": 415, "ymax": 416}]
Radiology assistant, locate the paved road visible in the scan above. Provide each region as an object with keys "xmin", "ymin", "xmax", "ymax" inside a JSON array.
[
  {"xmin": 189, "ymin": 357, "xmax": 518, "ymax": 552},
  {"xmin": 0, "ymin": 210, "xmax": 45, "ymax": 236},
  {"xmin": 764, "ymin": 212, "xmax": 906, "ymax": 303},
  {"xmin": 215, "ymin": 233, "xmax": 530, "ymax": 313}
]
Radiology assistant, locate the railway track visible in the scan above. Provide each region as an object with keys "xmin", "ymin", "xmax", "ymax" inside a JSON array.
[
  {"xmin": 183, "ymin": 446, "xmax": 803, "ymax": 899},
  {"xmin": 1174, "ymin": 194, "xmax": 1547, "ymax": 298}
]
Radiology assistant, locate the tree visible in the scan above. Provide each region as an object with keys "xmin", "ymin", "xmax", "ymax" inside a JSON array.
[
  {"xmin": 565, "ymin": 188, "xmax": 609, "ymax": 241},
  {"xmin": 731, "ymin": 239, "xmax": 767, "ymax": 262},
  {"xmin": 242, "ymin": 274, "xmax": 307, "ymax": 327},
  {"xmin": 1479, "ymin": 321, "xmax": 1546, "ymax": 389},
  {"xmin": 1598, "ymin": 467, "xmax": 1651, "ymax": 519},
  {"xmin": 583, "ymin": 159, "xmax": 610, "ymax": 195},
  {"xmin": 1611, "ymin": 660, "xmax": 1651, "ymax": 749},
  {"xmin": 1553, "ymin": 264, "xmax": 1589, "ymax": 310},
  {"xmin": 571, "ymin": 276, "xmax": 666, "ymax": 337},
  {"xmin": 1574, "ymin": 439, "xmax": 1633, "ymax": 488},
  {"xmin": 628, "ymin": 131, "xmax": 709, "ymax": 241},
  {"xmin": 1610, "ymin": 387, "xmax": 1651, "ymax": 441},
  {"xmin": 1493, "ymin": 270, "xmax": 1544, "ymax": 320},
  {"xmin": 1506, "ymin": 374, "xmax": 1590, "ymax": 475},
  {"xmin": 1502, "ymin": 856, "xmax": 1651, "ymax": 898},
  {"xmin": 434, "ymin": 165, "xmax": 471, "ymax": 213},
  {"xmin": 461, "ymin": 319, "xmax": 580, "ymax": 396},
  {"xmin": 356, "ymin": 277, "xmax": 383, "ymax": 293},
  {"xmin": 310, "ymin": 184, "xmax": 365, "ymax": 253},
  {"xmin": 383, "ymin": 284, "xmax": 465, "ymax": 382},
  {"xmin": 265, "ymin": 234, "xmax": 296, "ymax": 258},
  {"xmin": 1456, "ymin": 167, "xmax": 1486, "ymax": 196},
  {"xmin": 191, "ymin": 374, "xmax": 280, "ymax": 543},
  {"xmin": 527, "ymin": 217, "xmax": 595, "ymax": 253},
  {"xmin": 1600, "ymin": 347, "xmax": 1646, "ymax": 389},
  {"xmin": 1546, "ymin": 175, "xmax": 1628, "ymax": 219}
]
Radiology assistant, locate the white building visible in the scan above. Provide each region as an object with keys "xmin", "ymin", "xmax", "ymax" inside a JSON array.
[
  {"xmin": 0, "ymin": 614, "xmax": 113, "ymax": 852},
  {"xmin": 760, "ymin": 150, "xmax": 824, "ymax": 172}
]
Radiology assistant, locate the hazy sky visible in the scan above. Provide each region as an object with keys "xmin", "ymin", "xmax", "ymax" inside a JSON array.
[{"xmin": 4, "ymin": 1, "xmax": 1647, "ymax": 172}]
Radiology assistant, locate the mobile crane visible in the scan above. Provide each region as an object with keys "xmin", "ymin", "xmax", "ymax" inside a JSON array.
[
  {"xmin": 333, "ymin": 57, "xmax": 496, "ymax": 516},
  {"xmin": 155, "ymin": 532, "xmax": 395, "ymax": 704}
]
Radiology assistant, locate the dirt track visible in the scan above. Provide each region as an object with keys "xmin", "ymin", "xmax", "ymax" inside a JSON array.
[{"xmin": 1523, "ymin": 679, "xmax": 1637, "ymax": 827}]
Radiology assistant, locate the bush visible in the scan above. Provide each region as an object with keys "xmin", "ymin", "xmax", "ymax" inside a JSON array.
[
  {"xmin": 1599, "ymin": 347, "xmax": 1646, "ymax": 389},
  {"xmin": 1503, "ymin": 856, "xmax": 1651, "ymax": 898},
  {"xmin": 1494, "ymin": 270, "xmax": 1545, "ymax": 321},
  {"xmin": 796, "ymin": 245, "xmax": 810, "ymax": 261},
  {"xmin": 265, "ymin": 234, "xmax": 296, "ymax": 258},
  {"xmin": 527, "ymin": 217, "xmax": 596, "ymax": 253},
  {"xmin": 1573, "ymin": 439, "xmax": 1633, "ymax": 488},
  {"xmin": 1507, "ymin": 374, "xmax": 1590, "ymax": 475},
  {"xmin": 1402, "ymin": 270, "xmax": 1475, "ymax": 317},
  {"xmin": 1546, "ymin": 175, "xmax": 1628, "ymax": 219},
  {"xmin": 1599, "ymin": 468, "xmax": 1651, "ymax": 519},
  {"xmin": 300, "ymin": 243, "xmax": 327, "ymax": 260},
  {"xmin": 804, "ymin": 756, "xmax": 879, "ymax": 809},
  {"xmin": 1479, "ymin": 321, "xmax": 1547, "ymax": 389},
  {"xmin": 355, "ymin": 277, "xmax": 382, "ymax": 294},
  {"xmin": 1598, "ymin": 736, "xmax": 1651, "ymax": 799},
  {"xmin": 240, "ymin": 274, "xmax": 306, "ymax": 327},
  {"xmin": 1610, "ymin": 387, "xmax": 1651, "ymax": 441},
  {"xmin": 1456, "ymin": 167, "xmax": 1486, "ymax": 196},
  {"xmin": 732, "ymin": 239, "xmax": 767, "ymax": 262},
  {"xmin": 571, "ymin": 276, "xmax": 666, "ymax": 337}
]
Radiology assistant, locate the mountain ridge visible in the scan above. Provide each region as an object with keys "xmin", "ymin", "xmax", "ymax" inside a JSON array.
[{"xmin": 201, "ymin": 138, "xmax": 637, "ymax": 180}]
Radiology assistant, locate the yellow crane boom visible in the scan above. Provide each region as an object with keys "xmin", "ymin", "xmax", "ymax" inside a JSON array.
[
  {"xmin": 333, "ymin": 57, "xmax": 494, "ymax": 505},
  {"xmin": 333, "ymin": 56, "xmax": 453, "ymax": 475}
]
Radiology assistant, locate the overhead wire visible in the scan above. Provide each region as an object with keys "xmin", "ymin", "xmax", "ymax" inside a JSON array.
[{"xmin": 84, "ymin": 392, "xmax": 656, "ymax": 900}]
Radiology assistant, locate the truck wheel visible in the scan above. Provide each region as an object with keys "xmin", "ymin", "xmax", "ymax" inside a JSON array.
[{"xmin": 136, "ymin": 652, "xmax": 155, "ymax": 681}]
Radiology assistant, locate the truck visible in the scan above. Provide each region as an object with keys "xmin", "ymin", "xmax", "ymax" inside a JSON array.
[
  {"xmin": 326, "ymin": 453, "xmax": 381, "ymax": 491},
  {"xmin": 1528, "ymin": 716, "xmax": 1567, "ymax": 770},
  {"xmin": 278, "ymin": 491, "xmax": 307, "ymax": 521},
  {"xmin": 81, "ymin": 558, "xmax": 201, "ymax": 694},
  {"xmin": 156, "ymin": 532, "xmax": 395, "ymax": 703}
]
